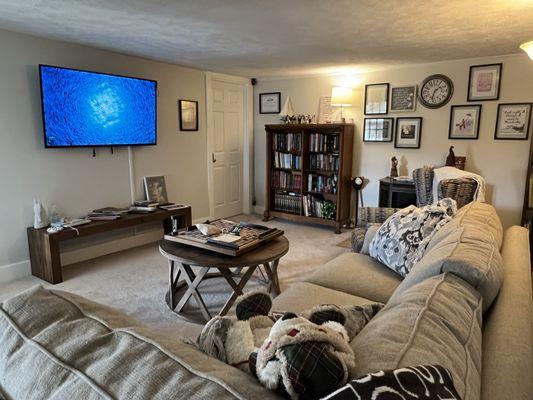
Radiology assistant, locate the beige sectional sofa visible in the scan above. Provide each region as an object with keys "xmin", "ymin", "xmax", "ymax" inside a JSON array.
[{"xmin": 1, "ymin": 202, "xmax": 531, "ymax": 399}]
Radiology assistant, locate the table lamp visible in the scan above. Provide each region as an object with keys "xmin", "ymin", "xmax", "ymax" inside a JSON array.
[
  {"xmin": 331, "ymin": 86, "xmax": 353, "ymax": 123},
  {"xmin": 520, "ymin": 41, "xmax": 533, "ymax": 60}
]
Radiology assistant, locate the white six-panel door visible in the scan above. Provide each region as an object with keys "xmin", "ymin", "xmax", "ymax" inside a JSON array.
[{"xmin": 210, "ymin": 80, "xmax": 244, "ymax": 219}]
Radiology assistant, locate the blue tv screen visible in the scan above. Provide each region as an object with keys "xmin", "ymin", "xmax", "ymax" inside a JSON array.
[{"xmin": 39, "ymin": 65, "xmax": 157, "ymax": 147}]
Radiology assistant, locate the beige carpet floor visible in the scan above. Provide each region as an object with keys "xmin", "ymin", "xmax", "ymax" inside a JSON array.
[{"xmin": 0, "ymin": 214, "xmax": 351, "ymax": 339}]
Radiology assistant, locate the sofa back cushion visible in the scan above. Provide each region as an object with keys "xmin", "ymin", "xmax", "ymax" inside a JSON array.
[
  {"xmin": 390, "ymin": 202, "xmax": 503, "ymax": 312},
  {"xmin": 350, "ymin": 273, "xmax": 482, "ymax": 400},
  {"xmin": 0, "ymin": 286, "xmax": 279, "ymax": 400}
]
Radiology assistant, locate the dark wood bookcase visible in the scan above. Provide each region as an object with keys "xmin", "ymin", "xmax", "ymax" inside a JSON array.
[
  {"xmin": 521, "ymin": 136, "xmax": 533, "ymax": 256},
  {"xmin": 263, "ymin": 123, "xmax": 354, "ymax": 233}
]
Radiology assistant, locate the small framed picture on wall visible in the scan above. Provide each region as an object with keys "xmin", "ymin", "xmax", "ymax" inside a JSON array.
[
  {"xmin": 449, "ymin": 105, "xmax": 482, "ymax": 140},
  {"xmin": 364, "ymin": 83, "xmax": 389, "ymax": 115},
  {"xmin": 467, "ymin": 63, "xmax": 502, "ymax": 101},
  {"xmin": 179, "ymin": 100, "xmax": 198, "ymax": 131},
  {"xmin": 394, "ymin": 117, "xmax": 422, "ymax": 149},
  {"xmin": 494, "ymin": 103, "xmax": 532, "ymax": 140},
  {"xmin": 390, "ymin": 85, "xmax": 417, "ymax": 112},
  {"xmin": 259, "ymin": 92, "xmax": 281, "ymax": 114},
  {"xmin": 363, "ymin": 118, "xmax": 394, "ymax": 142}
]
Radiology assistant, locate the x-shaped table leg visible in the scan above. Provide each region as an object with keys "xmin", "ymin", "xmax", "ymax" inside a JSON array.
[
  {"xmin": 174, "ymin": 263, "xmax": 211, "ymax": 321},
  {"xmin": 217, "ymin": 266, "xmax": 257, "ymax": 316},
  {"xmin": 262, "ymin": 259, "xmax": 281, "ymax": 296}
]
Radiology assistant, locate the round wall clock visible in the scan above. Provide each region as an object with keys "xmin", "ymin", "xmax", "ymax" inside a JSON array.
[{"xmin": 418, "ymin": 74, "xmax": 454, "ymax": 109}]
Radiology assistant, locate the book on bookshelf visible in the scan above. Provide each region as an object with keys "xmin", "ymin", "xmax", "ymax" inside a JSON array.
[
  {"xmin": 272, "ymin": 170, "xmax": 302, "ymax": 190},
  {"xmin": 274, "ymin": 192, "xmax": 302, "ymax": 214},
  {"xmin": 309, "ymin": 133, "xmax": 340, "ymax": 153},
  {"xmin": 273, "ymin": 151, "xmax": 301, "ymax": 169},
  {"xmin": 273, "ymin": 132, "xmax": 302, "ymax": 152},
  {"xmin": 309, "ymin": 153, "xmax": 339, "ymax": 171},
  {"xmin": 307, "ymin": 173, "xmax": 338, "ymax": 194}
]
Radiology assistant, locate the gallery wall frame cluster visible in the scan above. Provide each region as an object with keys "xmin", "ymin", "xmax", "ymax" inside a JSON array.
[{"xmin": 363, "ymin": 61, "xmax": 532, "ymax": 146}]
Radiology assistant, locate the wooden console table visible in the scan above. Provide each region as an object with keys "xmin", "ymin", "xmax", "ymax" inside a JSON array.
[
  {"xmin": 27, "ymin": 207, "xmax": 192, "ymax": 284},
  {"xmin": 378, "ymin": 178, "xmax": 417, "ymax": 208}
]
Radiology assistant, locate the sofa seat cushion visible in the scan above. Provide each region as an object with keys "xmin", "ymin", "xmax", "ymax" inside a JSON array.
[
  {"xmin": 272, "ymin": 282, "xmax": 375, "ymax": 314},
  {"xmin": 305, "ymin": 253, "xmax": 402, "ymax": 304},
  {"xmin": 0, "ymin": 285, "xmax": 280, "ymax": 400},
  {"xmin": 351, "ymin": 273, "xmax": 482, "ymax": 400},
  {"xmin": 391, "ymin": 202, "xmax": 503, "ymax": 313}
]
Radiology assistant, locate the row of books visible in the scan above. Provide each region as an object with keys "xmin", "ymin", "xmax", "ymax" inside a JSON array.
[
  {"xmin": 272, "ymin": 170, "xmax": 302, "ymax": 190},
  {"xmin": 273, "ymin": 151, "xmax": 302, "ymax": 169},
  {"xmin": 309, "ymin": 154, "xmax": 340, "ymax": 171},
  {"xmin": 309, "ymin": 133, "xmax": 340, "ymax": 153},
  {"xmin": 307, "ymin": 174, "xmax": 338, "ymax": 194},
  {"xmin": 303, "ymin": 195, "xmax": 325, "ymax": 218},
  {"xmin": 273, "ymin": 192, "xmax": 302, "ymax": 214},
  {"xmin": 273, "ymin": 133, "xmax": 302, "ymax": 152}
]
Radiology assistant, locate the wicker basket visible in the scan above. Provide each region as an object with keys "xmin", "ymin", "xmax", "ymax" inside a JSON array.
[{"xmin": 439, "ymin": 178, "xmax": 478, "ymax": 209}]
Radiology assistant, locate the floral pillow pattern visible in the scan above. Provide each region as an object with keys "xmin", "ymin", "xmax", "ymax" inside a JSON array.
[{"xmin": 369, "ymin": 198, "xmax": 457, "ymax": 277}]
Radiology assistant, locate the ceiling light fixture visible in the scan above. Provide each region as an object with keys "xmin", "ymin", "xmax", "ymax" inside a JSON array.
[{"xmin": 520, "ymin": 40, "xmax": 533, "ymax": 60}]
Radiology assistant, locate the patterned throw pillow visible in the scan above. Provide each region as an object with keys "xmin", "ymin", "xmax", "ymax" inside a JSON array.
[
  {"xmin": 369, "ymin": 199, "xmax": 457, "ymax": 276},
  {"xmin": 322, "ymin": 365, "xmax": 461, "ymax": 400}
]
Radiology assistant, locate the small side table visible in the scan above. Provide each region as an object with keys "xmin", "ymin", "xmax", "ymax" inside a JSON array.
[
  {"xmin": 159, "ymin": 236, "xmax": 289, "ymax": 323},
  {"xmin": 378, "ymin": 178, "xmax": 417, "ymax": 208}
]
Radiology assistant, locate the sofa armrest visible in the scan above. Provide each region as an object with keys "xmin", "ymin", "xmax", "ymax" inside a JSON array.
[
  {"xmin": 351, "ymin": 227, "xmax": 367, "ymax": 253},
  {"xmin": 357, "ymin": 207, "xmax": 399, "ymax": 227}
]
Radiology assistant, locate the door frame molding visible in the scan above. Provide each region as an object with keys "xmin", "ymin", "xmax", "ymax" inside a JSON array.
[{"xmin": 205, "ymin": 72, "xmax": 253, "ymax": 220}]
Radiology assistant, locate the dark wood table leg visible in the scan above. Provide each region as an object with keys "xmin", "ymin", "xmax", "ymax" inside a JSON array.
[
  {"xmin": 262, "ymin": 259, "xmax": 281, "ymax": 296},
  {"xmin": 168, "ymin": 260, "xmax": 182, "ymax": 310},
  {"xmin": 174, "ymin": 264, "xmax": 211, "ymax": 321},
  {"xmin": 217, "ymin": 266, "xmax": 257, "ymax": 316}
]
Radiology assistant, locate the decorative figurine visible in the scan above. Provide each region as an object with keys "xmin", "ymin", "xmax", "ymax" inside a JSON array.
[
  {"xmin": 445, "ymin": 146, "xmax": 456, "ymax": 167},
  {"xmin": 390, "ymin": 156, "xmax": 399, "ymax": 178}
]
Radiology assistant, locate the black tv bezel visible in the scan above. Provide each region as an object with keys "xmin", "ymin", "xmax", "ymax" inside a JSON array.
[{"xmin": 39, "ymin": 64, "xmax": 158, "ymax": 148}]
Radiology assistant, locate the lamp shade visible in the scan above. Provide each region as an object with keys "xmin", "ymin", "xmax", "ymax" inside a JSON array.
[
  {"xmin": 520, "ymin": 41, "xmax": 533, "ymax": 60},
  {"xmin": 331, "ymin": 86, "xmax": 353, "ymax": 106}
]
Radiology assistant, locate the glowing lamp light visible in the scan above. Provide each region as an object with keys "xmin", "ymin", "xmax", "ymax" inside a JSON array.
[
  {"xmin": 520, "ymin": 41, "xmax": 533, "ymax": 60},
  {"xmin": 331, "ymin": 86, "xmax": 353, "ymax": 106},
  {"xmin": 331, "ymin": 86, "xmax": 353, "ymax": 122}
]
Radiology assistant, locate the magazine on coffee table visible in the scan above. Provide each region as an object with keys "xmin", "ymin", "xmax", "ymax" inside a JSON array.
[{"xmin": 163, "ymin": 219, "xmax": 284, "ymax": 256}]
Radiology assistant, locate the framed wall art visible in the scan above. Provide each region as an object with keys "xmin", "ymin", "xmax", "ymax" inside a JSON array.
[
  {"xmin": 467, "ymin": 63, "xmax": 502, "ymax": 101},
  {"xmin": 394, "ymin": 117, "xmax": 422, "ymax": 149},
  {"xmin": 449, "ymin": 105, "xmax": 482, "ymax": 140},
  {"xmin": 390, "ymin": 85, "xmax": 417, "ymax": 112},
  {"xmin": 494, "ymin": 103, "xmax": 532, "ymax": 140},
  {"xmin": 259, "ymin": 92, "xmax": 281, "ymax": 114},
  {"xmin": 363, "ymin": 118, "xmax": 394, "ymax": 142},
  {"xmin": 179, "ymin": 100, "xmax": 198, "ymax": 131},
  {"xmin": 144, "ymin": 176, "xmax": 169, "ymax": 204},
  {"xmin": 364, "ymin": 83, "xmax": 389, "ymax": 115}
]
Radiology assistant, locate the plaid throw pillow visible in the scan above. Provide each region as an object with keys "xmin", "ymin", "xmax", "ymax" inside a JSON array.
[{"xmin": 322, "ymin": 365, "xmax": 461, "ymax": 400}]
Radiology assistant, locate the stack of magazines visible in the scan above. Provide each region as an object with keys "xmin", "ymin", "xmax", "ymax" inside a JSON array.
[{"xmin": 88, "ymin": 207, "xmax": 129, "ymax": 221}]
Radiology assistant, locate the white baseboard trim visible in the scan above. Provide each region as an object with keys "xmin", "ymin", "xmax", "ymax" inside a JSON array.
[
  {"xmin": 253, "ymin": 206, "xmax": 265, "ymax": 215},
  {"xmin": 193, "ymin": 216, "xmax": 210, "ymax": 224},
  {"xmin": 0, "ymin": 260, "xmax": 31, "ymax": 284}
]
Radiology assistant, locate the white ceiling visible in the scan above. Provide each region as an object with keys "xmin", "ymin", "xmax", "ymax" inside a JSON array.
[{"xmin": 0, "ymin": 0, "xmax": 532, "ymax": 78}]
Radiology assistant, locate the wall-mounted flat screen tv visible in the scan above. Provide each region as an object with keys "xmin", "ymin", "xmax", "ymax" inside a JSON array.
[{"xmin": 39, "ymin": 65, "xmax": 157, "ymax": 147}]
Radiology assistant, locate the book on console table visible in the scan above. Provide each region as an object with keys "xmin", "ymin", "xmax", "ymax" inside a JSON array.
[{"xmin": 164, "ymin": 219, "xmax": 284, "ymax": 256}]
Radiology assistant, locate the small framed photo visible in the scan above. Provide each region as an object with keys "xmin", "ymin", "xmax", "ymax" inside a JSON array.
[
  {"xmin": 179, "ymin": 100, "xmax": 198, "ymax": 131},
  {"xmin": 364, "ymin": 83, "xmax": 389, "ymax": 115},
  {"xmin": 468, "ymin": 63, "xmax": 502, "ymax": 101},
  {"xmin": 144, "ymin": 176, "xmax": 169, "ymax": 204},
  {"xmin": 394, "ymin": 117, "xmax": 422, "ymax": 149},
  {"xmin": 494, "ymin": 103, "xmax": 532, "ymax": 140},
  {"xmin": 259, "ymin": 92, "xmax": 281, "ymax": 114},
  {"xmin": 390, "ymin": 85, "xmax": 417, "ymax": 112},
  {"xmin": 449, "ymin": 105, "xmax": 482, "ymax": 140},
  {"xmin": 363, "ymin": 118, "xmax": 394, "ymax": 142}
]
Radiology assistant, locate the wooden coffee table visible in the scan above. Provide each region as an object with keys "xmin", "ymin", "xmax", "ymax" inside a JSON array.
[{"xmin": 159, "ymin": 236, "xmax": 289, "ymax": 322}]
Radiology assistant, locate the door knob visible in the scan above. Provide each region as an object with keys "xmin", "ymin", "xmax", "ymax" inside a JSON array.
[{"xmin": 212, "ymin": 153, "xmax": 217, "ymax": 163}]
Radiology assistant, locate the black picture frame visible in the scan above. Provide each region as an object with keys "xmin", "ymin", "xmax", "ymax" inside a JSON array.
[
  {"xmin": 448, "ymin": 105, "xmax": 482, "ymax": 140},
  {"xmin": 364, "ymin": 83, "xmax": 389, "ymax": 115},
  {"xmin": 394, "ymin": 117, "xmax": 423, "ymax": 149},
  {"xmin": 259, "ymin": 92, "xmax": 281, "ymax": 114},
  {"xmin": 363, "ymin": 118, "xmax": 394, "ymax": 142},
  {"xmin": 179, "ymin": 100, "xmax": 199, "ymax": 131},
  {"xmin": 494, "ymin": 103, "xmax": 532, "ymax": 140},
  {"xmin": 467, "ymin": 63, "xmax": 502, "ymax": 102},
  {"xmin": 390, "ymin": 85, "xmax": 417, "ymax": 112}
]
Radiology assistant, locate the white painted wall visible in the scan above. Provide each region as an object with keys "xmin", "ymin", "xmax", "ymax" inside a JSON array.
[
  {"xmin": 0, "ymin": 29, "xmax": 212, "ymax": 274},
  {"xmin": 254, "ymin": 54, "xmax": 533, "ymax": 229}
]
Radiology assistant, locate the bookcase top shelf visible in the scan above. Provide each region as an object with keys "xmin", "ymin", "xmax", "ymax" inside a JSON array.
[{"xmin": 265, "ymin": 123, "xmax": 355, "ymax": 131}]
